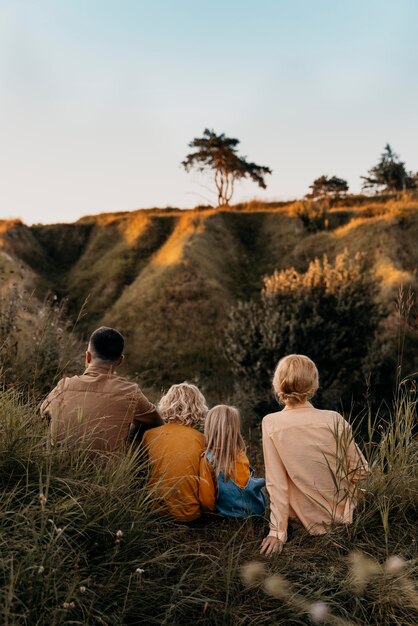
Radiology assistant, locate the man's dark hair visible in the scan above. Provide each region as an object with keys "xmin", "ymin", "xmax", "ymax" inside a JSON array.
[{"xmin": 89, "ymin": 327, "xmax": 125, "ymax": 362}]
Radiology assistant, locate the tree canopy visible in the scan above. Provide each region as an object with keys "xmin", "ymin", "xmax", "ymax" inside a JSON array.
[
  {"xmin": 361, "ymin": 144, "xmax": 416, "ymax": 193},
  {"xmin": 307, "ymin": 175, "xmax": 349, "ymax": 198},
  {"xmin": 182, "ymin": 129, "xmax": 272, "ymax": 206}
]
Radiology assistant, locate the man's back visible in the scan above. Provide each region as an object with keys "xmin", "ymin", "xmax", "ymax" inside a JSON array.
[{"xmin": 41, "ymin": 365, "xmax": 161, "ymax": 453}]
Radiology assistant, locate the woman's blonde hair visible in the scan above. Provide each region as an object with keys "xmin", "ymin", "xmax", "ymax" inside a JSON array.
[
  {"xmin": 204, "ymin": 405, "xmax": 245, "ymax": 480},
  {"xmin": 158, "ymin": 382, "xmax": 208, "ymax": 427},
  {"xmin": 272, "ymin": 354, "xmax": 319, "ymax": 405}
]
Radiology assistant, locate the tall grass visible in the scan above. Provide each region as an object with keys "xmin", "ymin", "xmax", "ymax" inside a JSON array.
[{"xmin": 0, "ymin": 382, "xmax": 416, "ymax": 625}]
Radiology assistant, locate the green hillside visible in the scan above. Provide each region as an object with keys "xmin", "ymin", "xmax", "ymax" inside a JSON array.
[{"xmin": 1, "ymin": 198, "xmax": 417, "ymax": 401}]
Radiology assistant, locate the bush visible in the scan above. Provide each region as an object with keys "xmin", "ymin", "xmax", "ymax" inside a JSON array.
[
  {"xmin": 291, "ymin": 199, "xmax": 329, "ymax": 232},
  {"xmin": 223, "ymin": 251, "xmax": 382, "ymax": 416}
]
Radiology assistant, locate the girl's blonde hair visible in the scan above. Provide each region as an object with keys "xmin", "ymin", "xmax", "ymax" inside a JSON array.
[
  {"xmin": 158, "ymin": 382, "xmax": 208, "ymax": 427},
  {"xmin": 204, "ymin": 405, "xmax": 245, "ymax": 480},
  {"xmin": 273, "ymin": 354, "xmax": 319, "ymax": 405}
]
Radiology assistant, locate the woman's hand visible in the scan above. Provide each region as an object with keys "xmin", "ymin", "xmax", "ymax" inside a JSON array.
[{"xmin": 260, "ymin": 536, "xmax": 283, "ymax": 556}]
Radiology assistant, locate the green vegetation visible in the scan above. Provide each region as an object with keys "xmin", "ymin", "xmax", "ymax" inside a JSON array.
[
  {"xmin": 223, "ymin": 251, "xmax": 382, "ymax": 417},
  {"xmin": 0, "ymin": 198, "xmax": 417, "ymax": 624},
  {"xmin": 1, "ymin": 198, "xmax": 418, "ymax": 406},
  {"xmin": 362, "ymin": 144, "xmax": 417, "ymax": 194},
  {"xmin": 307, "ymin": 175, "xmax": 349, "ymax": 199},
  {"xmin": 0, "ymin": 381, "xmax": 416, "ymax": 625}
]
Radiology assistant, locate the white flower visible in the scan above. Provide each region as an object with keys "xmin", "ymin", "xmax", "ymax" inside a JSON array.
[
  {"xmin": 348, "ymin": 551, "xmax": 381, "ymax": 592},
  {"xmin": 263, "ymin": 574, "xmax": 290, "ymax": 599},
  {"xmin": 79, "ymin": 586, "xmax": 86, "ymax": 593},
  {"xmin": 116, "ymin": 530, "xmax": 123, "ymax": 539},
  {"xmin": 384, "ymin": 555, "xmax": 406, "ymax": 575},
  {"xmin": 62, "ymin": 602, "xmax": 75, "ymax": 609},
  {"xmin": 56, "ymin": 528, "xmax": 63, "ymax": 536},
  {"xmin": 309, "ymin": 601, "xmax": 330, "ymax": 624},
  {"xmin": 39, "ymin": 493, "xmax": 47, "ymax": 506},
  {"xmin": 240, "ymin": 561, "xmax": 266, "ymax": 587},
  {"xmin": 38, "ymin": 565, "xmax": 45, "ymax": 574},
  {"xmin": 135, "ymin": 568, "xmax": 145, "ymax": 575}
]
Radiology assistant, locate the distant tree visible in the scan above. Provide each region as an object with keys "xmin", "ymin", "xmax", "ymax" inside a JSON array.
[
  {"xmin": 182, "ymin": 129, "xmax": 272, "ymax": 206},
  {"xmin": 307, "ymin": 175, "xmax": 348, "ymax": 199},
  {"xmin": 223, "ymin": 250, "xmax": 382, "ymax": 416},
  {"xmin": 361, "ymin": 144, "xmax": 416, "ymax": 194}
]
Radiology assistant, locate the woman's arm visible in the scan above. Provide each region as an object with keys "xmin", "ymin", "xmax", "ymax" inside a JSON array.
[{"xmin": 262, "ymin": 418, "xmax": 289, "ymax": 545}]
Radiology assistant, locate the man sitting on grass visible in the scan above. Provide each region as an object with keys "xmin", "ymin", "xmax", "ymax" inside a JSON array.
[{"xmin": 41, "ymin": 326, "xmax": 162, "ymax": 454}]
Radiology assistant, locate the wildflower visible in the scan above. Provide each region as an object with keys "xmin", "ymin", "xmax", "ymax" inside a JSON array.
[
  {"xmin": 240, "ymin": 561, "xmax": 266, "ymax": 587},
  {"xmin": 263, "ymin": 574, "xmax": 290, "ymax": 599},
  {"xmin": 39, "ymin": 493, "xmax": 47, "ymax": 506},
  {"xmin": 309, "ymin": 601, "xmax": 330, "ymax": 624},
  {"xmin": 79, "ymin": 586, "xmax": 86, "ymax": 593},
  {"xmin": 384, "ymin": 555, "xmax": 406, "ymax": 575},
  {"xmin": 62, "ymin": 601, "xmax": 74, "ymax": 609},
  {"xmin": 348, "ymin": 551, "xmax": 381, "ymax": 592},
  {"xmin": 116, "ymin": 530, "xmax": 123, "ymax": 538},
  {"xmin": 38, "ymin": 565, "xmax": 45, "ymax": 574},
  {"xmin": 135, "ymin": 568, "xmax": 145, "ymax": 575}
]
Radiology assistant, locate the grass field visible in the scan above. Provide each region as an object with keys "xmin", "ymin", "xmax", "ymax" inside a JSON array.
[{"xmin": 0, "ymin": 385, "xmax": 416, "ymax": 625}]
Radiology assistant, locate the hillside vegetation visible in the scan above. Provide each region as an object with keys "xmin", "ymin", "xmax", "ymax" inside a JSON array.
[
  {"xmin": 1, "ymin": 199, "xmax": 417, "ymax": 625},
  {"xmin": 1, "ymin": 198, "xmax": 417, "ymax": 402}
]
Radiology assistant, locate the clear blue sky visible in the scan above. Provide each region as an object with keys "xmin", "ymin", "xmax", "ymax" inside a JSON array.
[{"xmin": 0, "ymin": 0, "xmax": 417, "ymax": 224}]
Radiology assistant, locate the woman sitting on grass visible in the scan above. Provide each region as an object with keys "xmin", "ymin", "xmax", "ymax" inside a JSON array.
[
  {"xmin": 142, "ymin": 382, "xmax": 207, "ymax": 522},
  {"xmin": 199, "ymin": 405, "xmax": 266, "ymax": 518},
  {"xmin": 260, "ymin": 354, "xmax": 369, "ymax": 556}
]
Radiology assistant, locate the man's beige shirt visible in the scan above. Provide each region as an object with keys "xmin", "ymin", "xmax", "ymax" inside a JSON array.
[
  {"xmin": 262, "ymin": 404, "xmax": 369, "ymax": 542},
  {"xmin": 40, "ymin": 365, "xmax": 162, "ymax": 453}
]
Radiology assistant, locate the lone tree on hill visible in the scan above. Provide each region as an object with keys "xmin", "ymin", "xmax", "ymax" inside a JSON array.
[
  {"xmin": 361, "ymin": 144, "xmax": 416, "ymax": 194},
  {"xmin": 182, "ymin": 129, "xmax": 272, "ymax": 206},
  {"xmin": 307, "ymin": 175, "xmax": 348, "ymax": 199}
]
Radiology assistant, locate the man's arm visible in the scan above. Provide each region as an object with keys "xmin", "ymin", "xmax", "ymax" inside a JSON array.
[
  {"xmin": 128, "ymin": 389, "xmax": 163, "ymax": 444},
  {"xmin": 40, "ymin": 378, "xmax": 66, "ymax": 422}
]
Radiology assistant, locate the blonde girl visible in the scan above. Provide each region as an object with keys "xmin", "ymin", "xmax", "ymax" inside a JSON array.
[
  {"xmin": 199, "ymin": 405, "xmax": 266, "ymax": 518},
  {"xmin": 260, "ymin": 354, "xmax": 369, "ymax": 556},
  {"xmin": 142, "ymin": 382, "xmax": 208, "ymax": 522}
]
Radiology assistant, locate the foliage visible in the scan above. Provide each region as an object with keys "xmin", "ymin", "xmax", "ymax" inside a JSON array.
[
  {"xmin": 182, "ymin": 129, "xmax": 272, "ymax": 206},
  {"xmin": 223, "ymin": 251, "xmax": 382, "ymax": 414},
  {"xmin": 0, "ymin": 287, "xmax": 82, "ymax": 397},
  {"xmin": 291, "ymin": 199, "xmax": 329, "ymax": 232},
  {"xmin": 307, "ymin": 175, "xmax": 349, "ymax": 199},
  {"xmin": 0, "ymin": 382, "xmax": 416, "ymax": 625},
  {"xmin": 362, "ymin": 144, "xmax": 417, "ymax": 194}
]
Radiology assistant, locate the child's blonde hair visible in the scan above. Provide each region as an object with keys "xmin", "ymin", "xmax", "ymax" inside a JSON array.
[
  {"xmin": 158, "ymin": 382, "xmax": 208, "ymax": 427},
  {"xmin": 273, "ymin": 354, "xmax": 319, "ymax": 405},
  {"xmin": 204, "ymin": 405, "xmax": 245, "ymax": 480}
]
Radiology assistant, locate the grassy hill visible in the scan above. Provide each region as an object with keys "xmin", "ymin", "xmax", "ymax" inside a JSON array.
[{"xmin": 1, "ymin": 197, "xmax": 417, "ymax": 401}]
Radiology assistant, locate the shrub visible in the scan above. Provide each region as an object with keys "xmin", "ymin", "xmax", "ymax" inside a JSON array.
[
  {"xmin": 223, "ymin": 250, "xmax": 382, "ymax": 416},
  {"xmin": 291, "ymin": 199, "xmax": 329, "ymax": 232}
]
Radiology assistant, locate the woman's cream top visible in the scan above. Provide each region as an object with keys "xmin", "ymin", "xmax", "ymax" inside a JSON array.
[{"xmin": 262, "ymin": 403, "xmax": 369, "ymax": 542}]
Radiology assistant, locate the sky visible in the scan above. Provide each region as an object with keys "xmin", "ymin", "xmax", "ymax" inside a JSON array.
[{"xmin": 0, "ymin": 0, "xmax": 417, "ymax": 224}]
